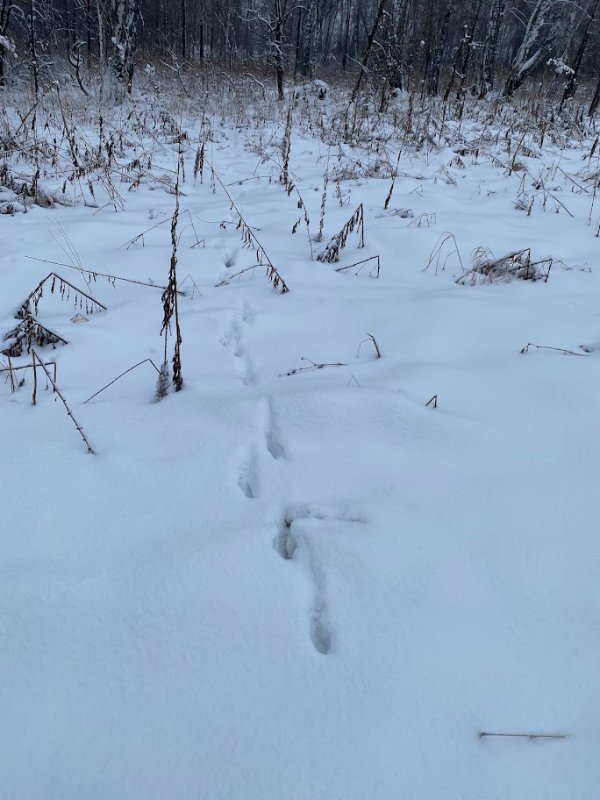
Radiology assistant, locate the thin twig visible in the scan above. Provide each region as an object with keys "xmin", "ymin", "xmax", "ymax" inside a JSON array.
[
  {"xmin": 31, "ymin": 349, "xmax": 95, "ymax": 453},
  {"xmin": 479, "ymin": 732, "xmax": 567, "ymax": 740},
  {"xmin": 210, "ymin": 161, "xmax": 290, "ymax": 293},
  {"xmin": 6, "ymin": 356, "xmax": 16, "ymax": 393},
  {"xmin": 84, "ymin": 359, "xmax": 161, "ymax": 404},
  {"xmin": 20, "ymin": 272, "xmax": 107, "ymax": 315},
  {"xmin": 284, "ymin": 357, "xmax": 347, "ymax": 376},
  {"xmin": 25, "ymin": 256, "xmax": 173, "ymax": 292},
  {"xmin": 520, "ymin": 343, "xmax": 587, "ymax": 357},
  {"xmin": 335, "ymin": 255, "xmax": 380, "ymax": 277},
  {"xmin": 357, "ymin": 333, "xmax": 381, "ymax": 359},
  {"xmin": 32, "ymin": 352, "xmax": 37, "ymax": 405}
]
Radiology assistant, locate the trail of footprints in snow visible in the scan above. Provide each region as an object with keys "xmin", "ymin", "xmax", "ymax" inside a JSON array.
[
  {"xmin": 274, "ymin": 507, "xmax": 367, "ymax": 656},
  {"xmin": 222, "ymin": 305, "xmax": 350, "ymax": 656},
  {"xmin": 237, "ymin": 446, "xmax": 260, "ymax": 499},
  {"xmin": 222, "ymin": 304, "xmax": 287, "ymax": 501},
  {"xmin": 236, "ymin": 401, "xmax": 286, "ymax": 499},
  {"xmin": 262, "ymin": 396, "xmax": 286, "ymax": 461},
  {"xmin": 220, "ymin": 303, "xmax": 256, "ymax": 387}
]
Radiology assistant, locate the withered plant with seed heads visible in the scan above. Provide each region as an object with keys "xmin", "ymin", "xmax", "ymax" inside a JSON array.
[
  {"xmin": 211, "ymin": 162, "xmax": 290, "ymax": 294},
  {"xmin": 159, "ymin": 159, "xmax": 184, "ymax": 394},
  {"xmin": 317, "ymin": 203, "xmax": 365, "ymax": 263},
  {"xmin": 30, "ymin": 349, "xmax": 94, "ymax": 454},
  {"xmin": 18, "ymin": 273, "xmax": 107, "ymax": 318},
  {"xmin": 193, "ymin": 143, "xmax": 205, "ymax": 185},
  {"xmin": 2, "ymin": 315, "xmax": 67, "ymax": 358},
  {"xmin": 457, "ymin": 248, "xmax": 553, "ymax": 285},
  {"xmin": 315, "ymin": 173, "xmax": 328, "ymax": 243}
]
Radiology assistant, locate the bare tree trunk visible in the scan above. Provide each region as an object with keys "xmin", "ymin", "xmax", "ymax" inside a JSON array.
[
  {"xmin": 298, "ymin": 0, "xmax": 316, "ymax": 78},
  {"xmin": 350, "ymin": 0, "xmax": 389, "ymax": 103},
  {"xmin": 64, "ymin": 0, "xmax": 72, "ymax": 52},
  {"xmin": 293, "ymin": 5, "xmax": 301, "ymax": 79},
  {"xmin": 341, "ymin": 0, "xmax": 351, "ymax": 71},
  {"xmin": 561, "ymin": 0, "xmax": 600, "ymax": 108},
  {"xmin": 456, "ymin": 0, "xmax": 484, "ymax": 106},
  {"xmin": 274, "ymin": 0, "xmax": 285, "ymax": 100},
  {"xmin": 378, "ymin": 0, "xmax": 406, "ymax": 92},
  {"xmin": 86, "ymin": 0, "xmax": 92, "ymax": 67},
  {"xmin": 96, "ymin": 0, "xmax": 105, "ymax": 65},
  {"xmin": 589, "ymin": 74, "xmax": 600, "ymax": 116},
  {"xmin": 109, "ymin": 0, "xmax": 141, "ymax": 99},
  {"xmin": 395, "ymin": 0, "xmax": 414, "ymax": 90},
  {"xmin": 428, "ymin": 1, "xmax": 453, "ymax": 96},
  {"xmin": 181, "ymin": 0, "xmax": 186, "ymax": 61},
  {"xmin": 28, "ymin": 0, "xmax": 40, "ymax": 97},
  {"xmin": 0, "ymin": 0, "xmax": 14, "ymax": 87},
  {"xmin": 421, "ymin": 0, "xmax": 434, "ymax": 97},
  {"xmin": 479, "ymin": 0, "xmax": 505, "ymax": 98}
]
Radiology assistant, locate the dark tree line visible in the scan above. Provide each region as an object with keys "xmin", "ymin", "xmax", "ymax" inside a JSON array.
[{"xmin": 1, "ymin": 0, "xmax": 600, "ymax": 111}]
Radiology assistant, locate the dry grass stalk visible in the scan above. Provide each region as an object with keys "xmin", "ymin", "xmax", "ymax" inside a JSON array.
[
  {"xmin": 408, "ymin": 212, "xmax": 436, "ymax": 228},
  {"xmin": 479, "ymin": 732, "xmax": 567, "ymax": 741},
  {"xmin": 316, "ymin": 174, "xmax": 328, "ymax": 242},
  {"xmin": 457, "ymin": 248, "xmax": 553, "ymax": 285},
  {"xmin": 285, "ymin": 357, "xmax": 347, "ymax": 377},
  {"xmin": 193, "ymin": 142, "xmax": 205, "ymax": 184},
  {"xmin": 211, "ymin": 162, "xmax": 290, "ymax": 294},
  {"xmin": 356, "ymin": 333, "xmax": 381, "ymax": 359},
  {"xmin": 2, "ymin": 315, "xmax": 67, "ymax": 357},
  {"xmin": 423, "ymin": 232, "xmax": 464, "ymax": 276},
  {"xmin": 31, "ymin": 349, "xmax": 94, "ymax": 454},
  {"xmin": 84, "ymin": 359, "xmax": 161, "ymax": 404},
  {"xmin": 18, "ymin": 272, "xmax": 107, "ymax": 318},
  {"xmin": 160, "ymin": 162, "xmax": 184, "ymax": 393},
  {"xmin": 334, "ymin": 255, "xmax": 380, "ymax": 278},
  {"xmin": 317, "ymin": 203, "xmax": 365, "ymax": 263},
  {"xmin": 25, "ymin": 256, "xmax": 174, "ymax": 292},
  {"xmin": 384, "ymin": 147, "xmax": 404, "ymax": 210},
  {"xmin": 288, "ymin": 184, "xmax": 314, "ymax": 259},
  {"xmin": 0, "ymin": 358, "xmax": 57, "ymax": 394},
  {"xmin": 520, "ymin": 342, "xmax": 586, "ymax": 357},
  {"xmin": 0, "ymin": 358, "xmax": 16, "ymax": 392}
]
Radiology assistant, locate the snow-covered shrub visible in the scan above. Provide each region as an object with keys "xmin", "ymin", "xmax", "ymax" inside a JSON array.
[
  {"xmin": 0, "ymin": 188, "xmax": 25, "ymax": 214},
  {"xmin": 457, "ymin": 248, "xmax": 553, "ymax": 285}
]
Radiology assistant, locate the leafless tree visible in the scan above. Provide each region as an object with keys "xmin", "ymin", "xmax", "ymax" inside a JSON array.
[
  {"xmin": 503, "ymin": 0, "xmax": 567, "ymax": 96},
  {"xmin": 108, "ymin": 0, "xmax": 140, "ymax": 99},
  {"xmin": 561, "ymin": 0, "xmax": 600, "ymax": 107},
  {"xmin": 479, "ymin": 0, "xmax": 506, "ymax": 98},
  {"xmin": 0, "ymin": 0, "xmax": 19, "ymax": 87}
]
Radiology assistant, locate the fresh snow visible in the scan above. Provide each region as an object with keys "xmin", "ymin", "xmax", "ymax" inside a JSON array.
[{"xmin": 1, "ymin": 94, "xmax": 599, "ymax": 799}]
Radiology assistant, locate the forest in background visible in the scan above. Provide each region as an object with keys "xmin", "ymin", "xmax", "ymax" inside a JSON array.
[{"xmin": 1, "ymin": 1, "xmax": 600, "ymax": 112}]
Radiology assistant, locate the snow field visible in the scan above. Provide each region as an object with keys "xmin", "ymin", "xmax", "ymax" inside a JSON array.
[{"xmin": 1, "ymin": 97, "xmax": 599, "ymax": 798}]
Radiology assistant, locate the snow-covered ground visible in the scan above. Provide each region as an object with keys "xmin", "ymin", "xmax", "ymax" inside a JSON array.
[{"xmin": 1, "ymin": 90, "xmax": 599, "ymax": 799}]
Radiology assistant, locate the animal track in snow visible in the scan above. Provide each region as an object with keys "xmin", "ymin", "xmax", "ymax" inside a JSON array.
[
  {"xmin": 306, "ymin": 545, "xmax": 333, "ymax": 655},
  {"xmin": 273, "ymin": 512, "xmax": 297, "ymax": 560},
  {"xmin": 309, "ymin": 597, "xmax": 332, "ymax": 655},
  {"xmin": 273, "ymin": 506, "xmax": 343, "ymax": 655},
  {"xmin": 221, "ymin": 313, "xmax": 256, "ymax": 386},
  {"xmin": 237, "ymin": 447, "xmax": 259, "ymax": 499},
  {"xmin": 241, "ymin": 301, "xmax": 255, "ymax": 324},
  {"xmin": 261, "ymin": 397, "xmax": 286, "ymax": 460}
]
